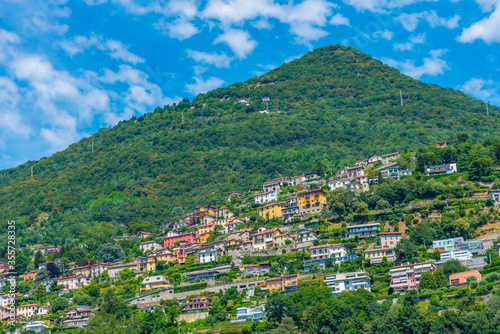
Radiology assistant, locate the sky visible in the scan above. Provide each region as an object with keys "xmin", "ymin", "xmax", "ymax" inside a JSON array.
[{"xmin": 0, "ymin": 0, "xmax": 499, "ymax": 170}]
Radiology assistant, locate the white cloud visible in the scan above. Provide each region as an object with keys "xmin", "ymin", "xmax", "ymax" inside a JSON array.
[
  {"xmin": 330, "ymin": 13, "xmax": 350, "ymax": 26},
  {"xmin": 457, "ymin": 77, "xmax": 500, "ymax": 105},
  {"xmin": 458, "ymin": 3, "xmax": 500, "ymax": 43},
  {"xmin": 252, "ymin": 19, "xmax": 273, "ymax": 29},
  {"xmin": 382, "ymin": 49, "xmax": 449, "ymax": 79},
  {"xmin": 396, "ymin": 11, "xmax": 460, "ymax": 32},
  {"xmin": 59, "ymin": 34, "xmax": 144, "ymax": 64},
  {"xmin": 153, "ymin": 18, "xmax": 200, "ymax": 40},
  {"xmin": 341, "ymin": 0, "xmax": 436, "ymax": 12},
  {"xmin": 0, "ymin": 77, "xmax": 31, "ymax": 137},
  {"xmin": 186, "ymin": 76, "xmax": 225, "ymax": 95},
  {"xmin": 214, "ymin": 29, "xmax": 257, "ymax": 59},
  {"xmin": 187, "ymin": 50, "xmax": 232, "ymax": 68},
  {"xmin": 374, "ymin": 29, "xmax": 394, "ymax": 40},
  {"xmin": 393, "ymin": 33, "xmax": 426, "ymax": 51}
]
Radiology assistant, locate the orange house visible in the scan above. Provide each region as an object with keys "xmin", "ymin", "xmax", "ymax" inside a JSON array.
[
  {"xmin": 23, "ymin": 271, "xmax": 37, "ymax": 281},
  {"xmin": 449, "ymin": 270, "xmax": 482, "ymax": 287},
  {"xmin": 164, "ymin": 233, "xmax": 197, "ymax": 248},
  {"xmin": 197, "ymin": 232, "xmax": 211, "ymax": 244}
]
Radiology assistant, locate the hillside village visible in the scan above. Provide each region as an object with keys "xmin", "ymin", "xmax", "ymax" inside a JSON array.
[{"xmin": 2, "ymin": 142, "xmax": 500, "ymax": 333}]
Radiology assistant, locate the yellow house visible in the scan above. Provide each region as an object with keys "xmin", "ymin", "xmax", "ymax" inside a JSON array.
[
  {"xmin": 266, "ymin": 274, "xmax": 301, "ymax": 292},
  {"xmin": 140, "ymin": 275, "xmax": 172, "ymax": 292},
  {"xmin": 298, "ymin": 189, "xmax": 327, "ymax": 215},
  {"xmin": 197, "ymin": 232, "xmax": 211, "ymax": 244},
  {"xmin": 155, "ymin": 251, "xmax": 176, "ymax": 263},
  {"xmin": 258, "ymin": 202, "xmax": 284, "ymax": 219},
  {"xmin": 146, "ymin": 255, "xmax": 157, "ymax": 271},
  {"xmin": 198, "ymin": 223, "xmax": 215, "ymax": 235}
]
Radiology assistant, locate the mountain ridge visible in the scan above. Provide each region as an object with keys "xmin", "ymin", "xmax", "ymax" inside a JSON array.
[{"xmin": 1, "ymin": 44, "xmax": 499, "ymax": 245}]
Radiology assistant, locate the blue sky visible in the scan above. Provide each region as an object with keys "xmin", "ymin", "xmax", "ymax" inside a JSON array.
[{"xmin": 0, "ymin": 0, "xmax": 499, "ymax": 170}]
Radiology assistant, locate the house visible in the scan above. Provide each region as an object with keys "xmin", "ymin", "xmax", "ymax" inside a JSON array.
[
  {"xmin": 225, "ymin": 219, "xmax": 243, "ymax": 233},
  {"xmin": 197, "ymin": 248, "xmax": 218, "ymax": 263},
  {"xmin": 254, "ymin": 191, "xmax": 278, "ymax": 205},
  {"xmin": 258, "ymin": 202, "xmax": 284, "ymax": 219},
  {"xmin": 154, "ymin": 249, "xmax": 176, "ymax": 264},
  {"xmin": 228, "ymin": 229, "xmax": 252, "ymax": 241},
  {"xmin": 34, "ymin": 245, "xmax": 60, "ymax": 255},
  {"xmin": 183, "ymin": 265, "xmax": 232, "ymax": 282},
  {"xmin": 335, "ymin": 166, "xmax": 364, "ymax": 179},
  {"xmin": 303, "ymin": 244, "xmax": 348, "ymax": 270},
  {"xmin": 166, "ymin": 230, "xmax": 180, "ymax": 237},
  {"xmin": 432, "ymin": 238, "xmax": 457, "ymax": 251},
  {"xmin": 192, "ymin": 206, "xmax": 216, "ymax": 224},
  {"xmin": 304, "ymin": 173, "xmax": 319, "ymax": 180},
  {"xmin": 182, "ymin": 296, "xmax": 211, "ymax": 313},
  {"xmin": 440, "ymin": 250, "xmax": 472, "ymax": 262},
  {"xmin": 329, "ymin": 177, "xmax": 352, "ymax": 191},
  {"xmin": 198, "ymin": 223, "xmax": 215, "ymax": 235},
  {"xmin": 389, "ymin": 261, "xmax": 436, "ymax": 291},
  {"xmin": 296, "ymin": 229, "xmax": 319, "ymax": 243},
  {"xmin": 215, "ymin": 207, "xmax": 234, "ymax": 219},
  {"xmin": 23, "ymin": 271, "xmax": 37, "ymax": 281},
  {"xmin": 489, "ymin": 189, "xmax": 500, "ymax": 202},
  {"xmin": 282, "ymin": 196, "xmax": 299, "ymax": 222},
  {"xmin": 228, "ymin": 193, "xmax": 244, "ymax": 202},
  {"xmin": 266, "ymin": 274, "xmax": 300, "ymax": 294},
  {"xmin": 139, "ymin": 241, "xmax": 163, "ymax": 253},
  {"xmin": 164, "ymin": 233, "xmax": 197, "ymax": 248},
  {"xmin": 72, "ymin": 265, "xmax": 92, "ymax": 277},
  {"xmin": 65, "ymin": 308, "xmax": 93, "ymax": 319},
  {"xmin": 17, "ymin": 304, "xmax": 49, "ymax": 319},
  {"xmin": 238, "ymin": 99, "xmax": 249, "ymax": 105},
  {"xmin": 449, "ymin": 270, "xmax": 482, "ymax": 287},
  {"xmin": 63, "ymin": 318, "xmax": 89, "ymax": 328},
  {"xmin": 57, "ymin": 273, "xmax": 89, "ymax": 291},
  {"xmin": 347, "ymin": 223, "xmax": 380, "ymax": 239},
  {"xmin": 262, "ymin": 97, "xmax": 270, "ymax": 102},
  {"xmin": 107, "ymin": 262, "xmax": 139, "ymax": 280},
  {"xmin": 298, "ymin": 189, "xmax": 327, "ymax": 215},
  {"xmin": 263, "ymin": 181, "xmax": 280, "ymax": 193},
  {"xmin": 379, "ymin": 232, "xmax": 402, "ymax": 247},
  {"xmin": 236, "ymin": 305, "xmax": 266, "ymax": 321},
  {"xmin": 381, "ymin": 152, "xmax": 400, "ymax": 165},
  {"xmin": 324, "ymin": 272, "xmax": 371, "ymax": 295},
  {"xmin": 426, "ymin": 163, "xmax": 457, "ymax": 176},
  {"xmin": 274, "ymin": 177, "xmax": 291, "ymax": 186},
  {"xmin": 140, "ymin": 275, "xmax": 172, "ymax": 292},
  {"xmin": 273, "ymin": 232, "xmax": 291, "ymax": 247},
  {"xmin": 0, "ymin": 293, "xmax": 14, "ymax": 307},
  {"xmin": 364, "ymin": 247, "xmax": 395, "ymax": 264},
  {"xmin": 90, "ymin": 262, "xmax": 109, "ymax": 278},
  {"xmin": 24, "ymin": 321, "xmax": 51, "ymax": 333},
  {"xmin": 252, "ymin": 228, "xmax": 282, "ymax": 251},
  {"xmin": 289, "ymin": 175, "xmax": 305, "ymax": 185},
  {"xmin": 367, "ymin": 153, "xmax": 382, "ymax": 164},
  {"xmin": 244, "ymin": 263, "xmax": 271, "ymax": 276},
  {"xmin": 0, "ymin": 306, "xmax": 14, "ymax": 321},
  {"xmin": 137, "ymin": 231, "xmax": 152, "ymax": 239},
  {"xmin": 376, "ymin": 163, "xmax": 401, "ymax": 179},
  {"xmin": 435, "ymin": 141, "xmax": 452, "ymax": 148}
]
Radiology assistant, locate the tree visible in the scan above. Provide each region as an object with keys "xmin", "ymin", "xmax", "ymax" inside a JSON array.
[
  {"xmin": 419, "ymin": 272, "xmax": 437, "ymax": 290},
  {"xmin": 442, "ymin": 259, "xmax": 467, "ymax": 276},
  {"xmin": 469, "ymin": 158, "xmax": 493, "ymax": 181},
  {"xmin": 46, "ymin": 262, "xmax": 60, "ymax": 278},
  {"xmin": 265, "ymin": 292, "xmax": 286, "ymax": 323},
  {"xmin": 51, "ymin": 297, "xmax": 69, "ymax": 313},
  {"xmin": 35, "ymin": 268, "xmax": 50, "ymax": 282},
  {"xmin": 97, "ymin": 243, "xmax": 126, "ymax": 263},
  {"xmin": 395, "ymin": 239, "xmax": 418, "ymax": 262},
  {"xmin": 315, "ymin": 161, "xmax": 325, "ymax": 176},
  {"xmin": 172, "ymin": 207, "xmax": 185, "ymax": 219},
  {"xmin": 34, "ymin": 251, "xmax": 45, "ymax": 268},
  {"xmin": 14, "ymin": 251, "xmax": 30, "ymax": 274}
]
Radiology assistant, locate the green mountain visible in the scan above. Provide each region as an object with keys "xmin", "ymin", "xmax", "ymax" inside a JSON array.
[{"xmin": 1, "ymin": 45, "xmax": 499, "ymax": 245}]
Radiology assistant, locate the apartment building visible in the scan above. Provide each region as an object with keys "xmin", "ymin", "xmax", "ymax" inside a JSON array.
[
  {"xmin": 364, "ymin": 247, "xmax": 395, "ymax": 264},
  {"xmin": 252, "ymin": 228, "xmax": 282, "ymax": 251},
  {"xmin": 258, "ymin": 202, "xmax": 284, "ymax": 219},
  {"xmin": 266, "ymin": 274, "xmax": 301, "ymax": 294},
  {"xmin": 254, "ymin": 191, "xmax": 278, "ymax": 205},
  {"xmin": 297, "ymin": 189, "xmax": 327, "ymax": 215},
  {"xmin": 282, "ymin": 196, "xmax": 299, "ymax": 222},
  {"xmin": 347, "ymin": 223, "xmax": 380, "ymax": 238},
  {"xmin": 379, "ymin": 232, "xmax": 402, "ymax": 247},
  {"xmin": 440, "ymin": 250, "xmax": 472, "ymax": 262},
  {"xmin": 389, "ymin": 261, "xmax": 437, "ymax": 291},
  {"xmin": 303, "ymin": 244, "xmax": 348, "ymax": 271},
  {"xmin": 324, "ymin": 271, "xmax": 371, "ymax": 295},
  {"xmin": 140, "ymin": 275, "xmax": 171, "ymax": 292},
  {"xmin": 182, "ymin": 297, "xmax": 211, "ymax": 313}
]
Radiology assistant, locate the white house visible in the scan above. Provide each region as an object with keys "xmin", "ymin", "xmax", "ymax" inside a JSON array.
[
  {"xmin": 0, "ymin": 293, "xmax": 14, "ymax": 307},
  {"xmin": 139, "ymin": 241, "xmax": 163, "ymax": 253},
  {"xmin": 236, "ymin": 305, "xmax": 266, "ymax": 321},
  {"xmin": 426, "ymin": 163, "xmax": 457, "ymax": 176},
  {"xmin": 197, "ymin": 248, "xmax": 218, "ymax": 263},
  {"xmin": 440, "ymin": 250, "xmax": 472, "ymax": 262},
  {"xmin": 24, "ymin": 321, "xmax": 51, "ymax": 333},
  {"xmin": 324, "ymin": 272, "xmax": 371, "ymax": 295},
  {"xmin": 254, "ymin": 191, "xmax": 278, "ymax": 204}
]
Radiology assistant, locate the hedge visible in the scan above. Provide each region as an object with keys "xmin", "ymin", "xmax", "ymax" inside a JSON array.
[{"xmin": 174, "ymin": 282, "xmax": 208, "ymax": 293}]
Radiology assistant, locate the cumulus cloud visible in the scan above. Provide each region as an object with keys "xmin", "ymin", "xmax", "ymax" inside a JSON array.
[
  {"xmin": 382, "ymin": 49, "xmax": 449, "ymax": 79},
  {"xmin": 185, "ymin": 76, "xmax": 225, "ymax": 95},
  {"xmin": 457, "ymin": 77, "xmax": 500, "ymax": 105},
  {"xmin": 330, "ymin": 13, "xmax": 350, "ymax": 26},
  {"xmin": 187, "ymin": 50, "xmax": 232, "ymax": 68},
  {"xmin": 59, "ymin": 34, "xmax": 144, "ymax": 64},
  {"xmin": 153, "ymin": 18, "xmax": 200, "ymax": 40},
  {"xmin": 374, "ymin": 29, "xmax": 394, "ymax": 40},
  {"xmin": 393, "ymin": 33, "xmax": 426, "ymax": 51},
  {"xmin": 214, "ymin": 29, "xmax": 257, "ymax": 59},
  {"xmin": 396, "ymin": 11, "xmax": 460, "ymax": 32},
  {"xmin": 341, "ymin": 0, "xmax": 436, "ymax": 12},
  {"xmin": 458, "ymin": 3, "xmax": 500, "ymax": 43}
]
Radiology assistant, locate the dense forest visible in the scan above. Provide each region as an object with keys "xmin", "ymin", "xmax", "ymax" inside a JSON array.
[{"xmin": 1, "ymin": 45, "xmax": 499, "ymax": 246}]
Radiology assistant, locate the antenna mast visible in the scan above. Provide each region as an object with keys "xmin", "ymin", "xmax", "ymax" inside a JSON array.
[
  {"xmin": 400, "ymin": 90, "xmax": 403, "ymax": 106},
  {"xmin": 31, "ymin": 166, "xmax": 33, "ymax": 178},
  {"xmin": 486, "ymin": 101, "xmax": 489, "ymax": 116}
]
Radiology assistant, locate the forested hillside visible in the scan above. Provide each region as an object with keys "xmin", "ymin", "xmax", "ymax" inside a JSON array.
[{"xmin": 1, "ymin": 45, "xmax": 499, "ymax": 246}]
